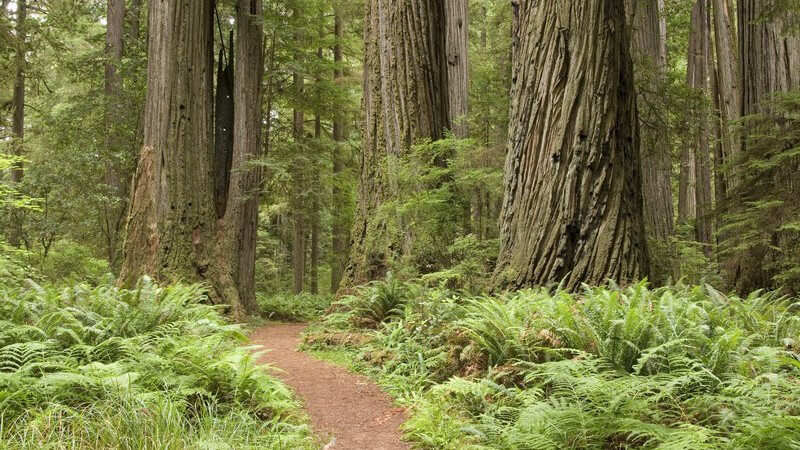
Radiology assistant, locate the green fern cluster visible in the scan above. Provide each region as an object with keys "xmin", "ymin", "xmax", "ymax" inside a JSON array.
[
  {"xmin": 308, "ymin": 280, "xmax": 800, "ymax": 449},
  {"xmin": 0, "ymin": 278, "xmax": 315, "ymax": 449}
]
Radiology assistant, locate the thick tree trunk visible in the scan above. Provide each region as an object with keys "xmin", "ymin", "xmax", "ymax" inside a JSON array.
[
  {"xmin": 446, "ymin": 0, "xmax": 469, "ymax": 138},
  {"xmin": 330, "ymin": 12, "xmax": 350, "ymax": 293},
  {"xmin": 733, "ymin": 0, "xmax": 800, "ymax": 292},
  {"xmin": 119, "ymin": 0, "xmax": 217, "ymax": 287},
  {"xmin": 291, "ymin": 72, "xmax": 305, "ymax": 295},
  {"xmin": 626, "ymin": 0, "xmax": 676, "ymax": 282},
  {"xmin": 492, "ymin": 0, "xmax": 649, "ymax": 290},
  {"xmin": 214, "ymin": 32, "xmax": 234, "ymax": 219},
  {"xmin": 10, "ymin": 0, "xmax": 25, "ymax": 184},
  {"xmin": 341, "ymin": 0, "xmax": 448, "ymax": 291},
  {"xmin": 216, "ymin": 0, "xmax": 264, "ymax": 318}
]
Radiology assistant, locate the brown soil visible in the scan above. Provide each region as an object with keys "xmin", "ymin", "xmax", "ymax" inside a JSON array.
[{"xmin": 250, "ymin": 323, "xmax": 411, "ymax": 450}]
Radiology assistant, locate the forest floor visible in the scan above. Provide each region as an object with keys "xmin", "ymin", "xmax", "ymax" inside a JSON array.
[{"xmin": 250, "ymin": 323, "xmax": 410, "ymax": 450}]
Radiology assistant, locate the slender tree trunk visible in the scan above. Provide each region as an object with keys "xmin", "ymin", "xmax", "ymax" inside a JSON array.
[
  {"xmin": 310, "ymin": 111, "xmax": 321, "ymax": 295},
  {"xmin": 711, "ymin": 0, "xmax": 740, "ymax": 195},
  {"xmin": 119, "ymin": 0, "xmax": 217, "ymax": 288},
  {"xmin": 292, "ymin": 71, "xmax": 306, "ymax": 294},
  {"xmin": 341, "ymin": 0, "xmax": 448, "ymax": 291},
  {"xmin": 330, "ymin": 12, "xmax": 350, "ymax": 293},
  {"xmin": 492, "ymin": 0, "xmax": 649, "ymax": 290},
  {"xmin": 686, "ymin": 0, "xmax": 714, "ymax": 255},
  {"xmin": 446, "ymin": 0, "xmax": 469, "ymax": 138},
  {"xmin": 626, "ymin": 0, "xmax": 676, "ymax": 282},
  {"xmin": 217, "ymin": 0, "xmax": 265, "ymax": 318},
  {"xmin": 10, "ymin": 0, "xmax": 25, "ymax": 184},
  {"xmin": 102, "ymin": 0, "xmax": 126, "ymax": 268}
]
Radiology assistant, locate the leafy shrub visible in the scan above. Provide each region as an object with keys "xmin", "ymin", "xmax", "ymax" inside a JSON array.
[
  {"xmin": 38, "ymin": 240, "xmax": 110, "ymax": 284},
  {"xmin": 0, "ymin": 278, "xmax": 315, "ymax": 449},
  {"xmin": 307, "ymin": 280, "xmax": 800, "ymax": 449},
  {"xmin": 258, "ymin": 292, "xmax": 332, "ymax": 322}
]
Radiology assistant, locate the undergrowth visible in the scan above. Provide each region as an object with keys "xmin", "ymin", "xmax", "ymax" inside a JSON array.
[
  {"xmin": 0, "ymin": 278, "xmax": 316, "ymax": 449},
  {"xmin": 305, "ymin": 280, "xmax": 800, "ymax": 449}
]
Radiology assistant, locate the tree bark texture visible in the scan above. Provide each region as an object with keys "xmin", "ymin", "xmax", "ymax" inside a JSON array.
[
  {"xmin": 446, "ymin": 0, "xmax": 469, "ymax": 138},
  {"xmin": 712, "ymin": 0, "xmax": 740, "ymax": 195},
  {"xmin": 341, "ymin": 0, "xmax": 449, "ymax": 291},
  {"xmin": 687, "ymin": 0, "xmax": 714, "ymax": 254},
  {"xmin": 492, "ymin": 0, "xmax": 649, "ymax": 291},
  {"xmin": 119, "ymin": 0, "xmax": 217, "ymax": 287}
]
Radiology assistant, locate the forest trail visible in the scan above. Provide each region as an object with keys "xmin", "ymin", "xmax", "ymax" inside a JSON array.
[{"xmin": 250, "ymin": 324, "xmax": 411, "ymax": 450}]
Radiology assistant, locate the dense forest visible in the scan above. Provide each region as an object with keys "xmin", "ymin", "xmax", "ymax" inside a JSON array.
[{"xmin": 1, "ymin": 0, "xmax": 800, "ymax": 448}]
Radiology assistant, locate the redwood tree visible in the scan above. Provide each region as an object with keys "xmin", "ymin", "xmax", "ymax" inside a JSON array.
[
  {"xmin": 492, "ymin": 0, "xmax": 649, "ymax": 290},
  {"xmin": 340, "ymin": 0, "xmax": 449, "ymax": 291}
]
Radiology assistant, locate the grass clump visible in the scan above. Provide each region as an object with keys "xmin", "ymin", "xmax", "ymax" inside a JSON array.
[
  {"xmin": 0, "ymin": 277, "xmax": 316, "ymax": 449},
  {"xmin": 305, "ymin": 280, "xmax": 800, "ymax": 449}
]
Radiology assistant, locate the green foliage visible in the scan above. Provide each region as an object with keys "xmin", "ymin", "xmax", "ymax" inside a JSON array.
[
  {"xmin": 37, "ymin": 240, "xmax": 110, "ymax": 284},
  {"xmin": 307, "ymin": 280, "xmax": 800, "ymax": 449},
  {"xmin": 0, "ymin": 278, "xmax": 315, "ymax": 449},
  {"xmin": 257, "ymin": 292, "xmax": 332, "ymax": 322}
]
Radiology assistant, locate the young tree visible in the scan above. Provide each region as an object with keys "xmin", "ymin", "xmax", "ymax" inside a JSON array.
[
  {"xmin": 492, "ymin": 0, "xmax": 649, "ymax": 290},
  {"xmin": 341, "ymin": 0, "xmax": 449, "ymax": 291},
  {"xmin": 330, "ymin": 10, "xmax": 350, "ymax": 293}
]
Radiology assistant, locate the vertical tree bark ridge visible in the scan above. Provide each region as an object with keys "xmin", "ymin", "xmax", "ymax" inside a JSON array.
[
  {"xmin": 340, "ymin": 0, "xmax": 448, "ymax": 291},
  {"xmin": 492, "ymin": 0, "xmax": 649, "ymax": 291},
  {"xmin": 120, "ymin": 0, "xmax": 217, "ymax": 287},
  {"xmin": 216, "ymin": 0, "xmax": 264, "ymax": 318},
  {"xmin": 446, "ymin": 0, "xmax": 469, "ymax": 138}
]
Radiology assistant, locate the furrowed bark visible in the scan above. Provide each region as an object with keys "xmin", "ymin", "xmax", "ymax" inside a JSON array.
[
  {"xmin": 492, "ymin": 0, "xmax": 649, "ymax": 290},
  {"xmin": 341, "ymin": 0, "xmax": 449, "ymax": 291}
]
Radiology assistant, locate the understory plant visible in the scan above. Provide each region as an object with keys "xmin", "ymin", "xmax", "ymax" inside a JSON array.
[
  {"xmin": 0, "ymin": 278, "xmax": 315, "ymax": 449},
  {"xmin": 305, "ymin": 279, "xmax": 800, "ymax": 449}
]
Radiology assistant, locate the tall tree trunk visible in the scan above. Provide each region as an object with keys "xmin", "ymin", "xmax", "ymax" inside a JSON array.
[
  {"xmin": 712, "ymin": 0, "xmax": 740, "ymax": 195},
  {"xmin": 341, "ymin": 0, "xmax": 448, "ymax": 291},
  {"xmin": 10, "ymin": 0, "xmax": 25, "ymax": 184},
  {"xmin": 310, "ymin": 111, "xmax": 321, "ymax": 295},
  {"xmin": 492, "ymin": 0, "xmax": 649, "ymax": 290},
  {"xmin": 446, "ymin": 0, "xmax": 469, "ymax": 138},
  {"xmin": 291, "ymin": 71, "xmax": 306, "ymax": 295},
  {"xmin": 119, "ymin": 0, "xmax": 217, "ymax": 288},
  {"xmin": 686, "ymin": 0, "xmax": 714, "ymax": 255},
  {"xmin": 214, "ymin": 31, "xmax": 234, "ymax": 219},
  {"xmin": 102, "ymin": 0, "xmax": 126, "ymax": 268},
  {"xmin": 330, "ymin": 12, "xmax": 350, "ymax": 293},
  {"xmin": 626, "ymin": 0, "xmax": 676, "ymax": 282},
  {"xmin": 216, "ymin": 0, "xmax": 264, "ymax": 318}
]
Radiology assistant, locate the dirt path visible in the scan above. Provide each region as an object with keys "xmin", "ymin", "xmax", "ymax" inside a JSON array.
[{"xmin": 250, "ymin": 324, "xmax": 411, "ymax": 450}]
